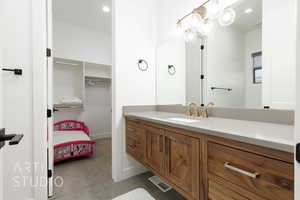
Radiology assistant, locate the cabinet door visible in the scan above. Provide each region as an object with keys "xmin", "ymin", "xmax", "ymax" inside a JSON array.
[
  {"xmin": 145, "ymin": 126, "xmax": 165, "ymax": 175},
  {"xmin": 165, "ymin": 131, "xmax": 199, "ymax": 199}
]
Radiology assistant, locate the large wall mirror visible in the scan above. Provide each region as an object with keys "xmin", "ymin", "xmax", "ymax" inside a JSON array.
[
  {"xmin": 157, "ymin": 0, "xmax": 266, "ymax": 109},
  {"xmin": 205, "ymin": 0, "xmax": 262, "ymax": 108}
]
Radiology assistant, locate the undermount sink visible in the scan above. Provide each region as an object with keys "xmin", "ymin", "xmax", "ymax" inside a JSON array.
[{"xmin": 168, "ymin": 117, "xmax": 200, "ymax": 123}]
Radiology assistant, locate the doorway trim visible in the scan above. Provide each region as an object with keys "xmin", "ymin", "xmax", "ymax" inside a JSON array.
[{"xmin": 32, "ymin": 0, "xmax": 48, "ymax": 199}]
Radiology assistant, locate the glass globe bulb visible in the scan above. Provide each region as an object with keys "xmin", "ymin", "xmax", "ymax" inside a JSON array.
[
  {"xmin": 207, "ymin": 3, "xmax": 221, "ymax": 20},
  {"xmin": 218, "ymin": 8, "xmax": 236, "ymax": 26},
  {"xmin": 184, "ymin": 29, "xmax": 196, "ymax": 42}
]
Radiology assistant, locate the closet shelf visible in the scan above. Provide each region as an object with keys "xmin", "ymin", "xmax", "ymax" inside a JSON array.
[
  {"xmin": 85, "ymin": 76, "xmax": 111, "ymax": 81},
  {"xmin": 54, "ymin": 104, "xmax": 83, "ymax": 112}
]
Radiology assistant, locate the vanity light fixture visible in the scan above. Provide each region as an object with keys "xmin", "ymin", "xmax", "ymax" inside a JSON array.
[
  {"xmin": 244, "ymin": 8, "xmax": 253, "ymax": 14},
  {"xmin": 102, "ymin": 5, "xmax": 110, "ymax": 13},
  {"xmin": 177, "ymin": 0, "xmax": 237, "ymax": 39},
  {"xmin": 218, "ymin": 8, "xmax": 236, "ymax": 26}
]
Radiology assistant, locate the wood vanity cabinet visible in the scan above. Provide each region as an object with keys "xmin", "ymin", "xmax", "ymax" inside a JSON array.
[
  {"xmin": 145, "ymin": 125, "xmax": 165, "ymax": 175},
  {"xmin": 144, "ymin": 123, "xmax": 200, "ymax": 200},
  {"xmin": 125, "ymin": 117, "xmax": 294, "ymax": 200}
]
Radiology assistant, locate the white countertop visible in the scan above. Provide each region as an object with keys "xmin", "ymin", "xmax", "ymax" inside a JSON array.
[{"xmin": 124, "ymin": 111, "xmax": 294, "ymax": 153}]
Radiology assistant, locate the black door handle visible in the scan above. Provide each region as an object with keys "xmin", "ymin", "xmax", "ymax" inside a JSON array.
[
  {"xmin": 2, "ymin": 68, "xmax": 22, "ymax": 75},
  {"xmin": 0, "ymin": 128, "xmax": 23, "ymax": 146},
  {"xmin": 296, "ymin": 143, "xmax": 300, "ymax": 163}
]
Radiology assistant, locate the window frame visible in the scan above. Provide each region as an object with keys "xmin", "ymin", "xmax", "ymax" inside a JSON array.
[{"xmin": 252, "ymin": 51, "xmax": 262, "ymax": 84}]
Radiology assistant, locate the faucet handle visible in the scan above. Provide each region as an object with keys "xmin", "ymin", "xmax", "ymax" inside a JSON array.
[
  {"xmin": 185, "ymin": 103, "xmax": 191, "ymax": 116},
  {"xmin": 206, "ymin": 102, "xmax": 215, "ymax": 107}
]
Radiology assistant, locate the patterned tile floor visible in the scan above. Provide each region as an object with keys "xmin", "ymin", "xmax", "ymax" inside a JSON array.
[{"xmin": 52, "ymin": 138, "xmax": 186, "ymax": 200}]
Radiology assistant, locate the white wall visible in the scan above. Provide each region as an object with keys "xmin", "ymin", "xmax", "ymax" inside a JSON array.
[
  {"xmin": 54, "ymin": 82, "xmax": 112, "ymax": 139},
  {"xmin": 245, "ymin": 27, "xmax": 262, "ymax": 108},
  {"xmin": 156, "ymin": 39, "xmax": 186, "ymax": 105},
  {"xmin": 206, "ymin": 23, "xmax": 246, "ymax": 108},
  {"xmin": 156, "ymin": 0, "xmax": 202, "ymax": 45},
  {"xmin": 0, "ymin": 0, "xmax": 36, "ymax": 199},
  {"xmin": 53, "ymin": 20, "xmax": 112, "ymax": 65},
  {"xmin": 113, "ymin": 0, "xmax": 157, "ymax": 181},
  {"xmin": 262, "ymin": 0, "xmax": 296, "ymax": 109},
  {"xmin": 186, "ymin": 38, "xmax": 202, "ymax": 105}
]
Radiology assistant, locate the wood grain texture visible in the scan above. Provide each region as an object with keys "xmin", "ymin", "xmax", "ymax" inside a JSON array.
[
  {"xmin": 165, "ymin": 131, "xmax": 200, "ymax": 200},
  {"xmin": 125, "ymin": 118, "xmax": 295, "ymax": 200},
  {"xmin": 209, "ymin": 180, "xmax": 251, "ymax": 200},
  {"xmin": 208, "ymin": 142, "xmax": 294, "ymax": 200},
  {"xmin": 145, "ymin": 125, "xmax": 166, "ymax": 176},
  {"xmin": 126, "ymin": 119, "xmax": 146, "ymax": 164},
  {"xmin": 208, "ymin": 175, "xmax": 266, "ymax": 200},
  {"xmin": 206, "ymin": 136, "xmax": 294, "ymax": 163}
]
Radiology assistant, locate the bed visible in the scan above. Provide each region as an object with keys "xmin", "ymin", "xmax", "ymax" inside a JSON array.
[{"xmin": 54, "ymin": 120, "xmax": 96, "ymax": 163}]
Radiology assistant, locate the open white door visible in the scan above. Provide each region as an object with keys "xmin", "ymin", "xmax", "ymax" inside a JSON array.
[
  {"xmin": 0, "ymin": 46, "xmax": 4, "ymax": 200},
  {"xmin": 47, "ymin": 0, "xmax": 54, "ymax": 197},
  {"xmin": 295, "ymin": 1, "xmax": 300, "ymax": 199}
]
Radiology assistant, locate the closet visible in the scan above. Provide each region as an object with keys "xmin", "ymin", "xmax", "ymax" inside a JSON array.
[{"xmin": 53, "ymin": 57, "xmax": 112, "ymax": 139}]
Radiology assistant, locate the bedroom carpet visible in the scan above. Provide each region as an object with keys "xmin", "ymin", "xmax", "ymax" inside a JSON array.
[{"xmin": 52, "ymin": 138, "xmax": 185, "ymax": 200}]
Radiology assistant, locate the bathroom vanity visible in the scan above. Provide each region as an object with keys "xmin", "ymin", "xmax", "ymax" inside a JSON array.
[{"xmin": 124, "ymin": 111, "xmax": 294, "ymax": 200}]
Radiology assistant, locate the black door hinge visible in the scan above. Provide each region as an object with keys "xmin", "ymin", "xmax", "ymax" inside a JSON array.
[
  {"xmin": 200, "ymin": 74, "xmax": 205, "ymax": 79},
  {"xmin": 296, "ymin": 143, "xmax": 300, "ymax": 163},
  {"xmin": 47, "ymin": 48, "xmax": 52, "ymax": 57},
  {"xmin": 47, "ymin": 109, "xmax": 52, "ymax": 118},
  {"xmin": 48, "ymin": 169, "xmax": 53, "ymax": 178},
  {"xmin": 201, "ymin": 45, "xmax": 204, "ymax": 50}
]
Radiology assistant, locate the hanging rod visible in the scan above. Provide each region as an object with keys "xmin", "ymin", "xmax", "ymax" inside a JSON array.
[
  {"xmin": 211, "ymin": 87, "xmax": 232, "ymax": 91},
  {"xmin": 55, "ymin": 61, "xmax": 79, "ymax": 66}
]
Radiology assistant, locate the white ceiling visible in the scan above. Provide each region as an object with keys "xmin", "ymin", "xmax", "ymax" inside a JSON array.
[
  {"xmin": 232, "ymin": 0, "xmax": 262, "ymax": 32},
  {"xmin": 53, "ymin": 0, "xmax": 112, "ymax": 34}
]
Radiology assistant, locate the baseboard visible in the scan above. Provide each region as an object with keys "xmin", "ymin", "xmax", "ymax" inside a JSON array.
[
  {"xmin": 90, "ymin": 132, "xmax": 111, "ymax": 140},
  {"xmin": 121, "ymin": 165, "xmax": 148, "ymax": 181}
]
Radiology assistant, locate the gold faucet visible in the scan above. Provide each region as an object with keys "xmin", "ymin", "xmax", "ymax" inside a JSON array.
[
  {"xmin": 186, "ymin": 103, "xmax": 199, "ymax": 117},
  {"xmin": 199, "ymin": 102, "xmax": 214, "ymax": 118}
]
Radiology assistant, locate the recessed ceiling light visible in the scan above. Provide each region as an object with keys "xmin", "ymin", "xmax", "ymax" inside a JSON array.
[
  {"xmin": 102, "ymin": 5, "xmax": 110, "ymax": 13},
  {"xmin": 244, "ymin": 8, "xmax": 253, "ymax": 14}
]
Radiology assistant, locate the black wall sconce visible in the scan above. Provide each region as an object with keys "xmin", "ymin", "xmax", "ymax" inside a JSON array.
[{"xmin": 168, "ymin": 65, "xmax": 176, "ymax": 75}]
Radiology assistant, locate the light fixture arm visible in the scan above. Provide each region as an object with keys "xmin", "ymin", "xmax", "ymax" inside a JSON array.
[{"xmin": 177, "ymin": 0, "xmax": 211, "ymax": 25}]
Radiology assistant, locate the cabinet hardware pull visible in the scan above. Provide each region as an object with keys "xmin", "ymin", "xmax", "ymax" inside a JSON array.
[{"xmin": 224, "ymin": 162, "xmax": 259, "ymax": 179}]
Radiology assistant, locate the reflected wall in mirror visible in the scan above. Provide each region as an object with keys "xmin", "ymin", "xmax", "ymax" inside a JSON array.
[
  {"xmin": 156, "ymin": 0, "xmax": 267, "ymax": 109},
  {"xmin": 156, "ymin": 0, "xmax": 296, "ymax": 110},
  {"xmin": 205, "ymin": 0, "xmax": 262, "ymax": 108}
]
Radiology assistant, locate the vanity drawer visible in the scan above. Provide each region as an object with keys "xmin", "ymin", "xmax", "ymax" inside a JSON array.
[
  {"xmin": 208, "ymin": 180, "xmax": 260, "ymax": 200},
  {"xmin": 126, "ymin": 120, "xmax": 140, "ymax": 137},
  {"xmin": 126, "ymin": 119, "xmax": 146, "ymax": 163},
  {"xmin": 207, "ymin": 142, "xmax": 294, "ymax": 200},
  {"xmin": 126, "ymin": 134, "xmax": 146, "ymax": 163}
]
